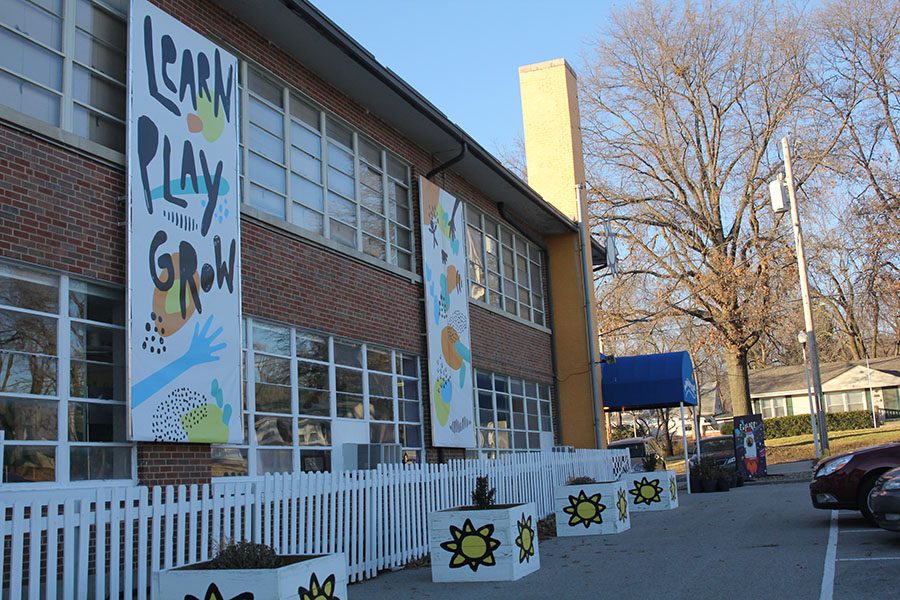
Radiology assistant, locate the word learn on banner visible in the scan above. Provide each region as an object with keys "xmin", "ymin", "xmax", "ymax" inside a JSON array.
[{"xmin": 126, "ymin": 0, "xmax": 242, "ymax": 443}]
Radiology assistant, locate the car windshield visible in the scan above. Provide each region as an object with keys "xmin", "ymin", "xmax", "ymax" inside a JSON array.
[{"xmin": 701, "ymin": 439, "xmax": 734, "ymax": 453}]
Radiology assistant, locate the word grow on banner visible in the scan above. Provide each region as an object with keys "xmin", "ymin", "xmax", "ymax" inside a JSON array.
[
  {"xmin": 127, "ymin": 0, "xmax": 242, "ymax": 443},
  {"xmin": 419, "ymin": 177, "xmax": 475, "ymax": 448}
]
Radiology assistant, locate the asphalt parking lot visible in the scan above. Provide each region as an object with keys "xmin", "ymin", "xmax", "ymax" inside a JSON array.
[
  {"xmin": 825, "ymin": 510, "xmax": 900, "ymax": 600},
  {"xmin": 351, "ymin": 481, "xmax": 900, "ymax": 599}
]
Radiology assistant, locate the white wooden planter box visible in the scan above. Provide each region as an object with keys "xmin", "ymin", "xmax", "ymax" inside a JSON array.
[
  {"xmin": 153, "ymin": 552, "xmax": 348, "ymax": 600},
  {"xmin": 619, "ymin": 470, "xmax": 679, "ymax": 512},
  {"xmin": 554, "ymin": 480, "xmax": 630, "ymax": 536},
  {"xmin": 428, "ymin": 502, "xmax": 540, "ymax": 583}
]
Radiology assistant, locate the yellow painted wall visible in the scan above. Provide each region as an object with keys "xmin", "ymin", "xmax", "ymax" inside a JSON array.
[{"xmin": 519, "ymin": 59, "xmax": 606, "ymax": 449}]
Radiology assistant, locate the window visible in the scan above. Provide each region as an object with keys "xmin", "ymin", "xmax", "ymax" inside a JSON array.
[
  {"xmin": 213, "ymin": 317, "xmax": 424, "ymax": 477},
  {"xmin": 241, "ymin": 66, "xmax": 414, "ymax": 270},
  {"xmin": 883, "ymin": 387, "xmax": 899, "ymax": 411},
  {"xmin": 0, "ymin": 0, "xmax": 128, "ymax": 152},
  {"xmin": 0, "ymin": 261, "xmax": 131, "ymax": 484},
  {"xmin": 754, "ymin": 397, "xmax": 792, "ymax": 419},
  {"xmin": 470, "ymin": 370, "xmax": 553, "ymax": 459},
  {"xmin": 825, "ymin": 390, "xmax": 870, "ymax": 413},
  {"xmin": 465, "ymin": 205, "xmax": 546, "ymax": 326}
]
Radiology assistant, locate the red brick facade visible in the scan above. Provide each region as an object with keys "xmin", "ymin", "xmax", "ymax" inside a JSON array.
[{"xmin": 0, "ymin": 0, "xmax": 556, "ymax": 487}]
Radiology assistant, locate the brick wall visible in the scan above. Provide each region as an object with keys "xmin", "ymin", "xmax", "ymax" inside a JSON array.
[
  {"xmin": 0, "ymin": 0, "xmax": 558, "ymax": 486},
  {"xmin": 137, "ymin": 443, "xmax": 214, "ymax": 487}
]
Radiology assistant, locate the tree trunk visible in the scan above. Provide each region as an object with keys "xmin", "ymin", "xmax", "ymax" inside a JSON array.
[{"xmin": 726, "ymin": 345, "xmax": 753, "ymax": 416}]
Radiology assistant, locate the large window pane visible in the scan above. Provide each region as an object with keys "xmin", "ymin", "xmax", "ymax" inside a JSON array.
[
  {"xmin": 0, "ymin": 396, "xmax": 57, "ymax": 440},
  {"xmin": 257, "ymin": 448, "xmax": 292, "ymax": 475},
  {"xmin": 298, "ymin": 418, "xmax": 330, "ymax": 446},
  {"xmin": 0, "ymin": 264, "xmax": 59, "ymax": 313},
  {"xmin": 68, "ymin": 401, "xmax": 125, "ymax": 442},
  {"xmin": 255, "ymin": 415, "xmax": 292, "ymax": 446},
  {"xmin": 3, "ymin": 445, "xmax": 55, "ymax": 482},
  {"xmin": 70, "ymin": 445, "xmax": 130, "ymax": 480},
  {"xmin": 212, "ymin": 446, "xmax": 248, "ymax": 478}
]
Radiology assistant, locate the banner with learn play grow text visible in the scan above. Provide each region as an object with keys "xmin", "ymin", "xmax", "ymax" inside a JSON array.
[
  {"xmin": 419, "ymin": 177, "xmax": 475, "ymax": 448},
  {"xmin": 127, "ymin": 0, "xmax": 242, "ymax": 443}
]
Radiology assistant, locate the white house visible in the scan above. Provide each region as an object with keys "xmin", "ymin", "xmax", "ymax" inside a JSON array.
[{"xmin": 749, "ymin": 356, "xmax": 900, "ymax": 419}]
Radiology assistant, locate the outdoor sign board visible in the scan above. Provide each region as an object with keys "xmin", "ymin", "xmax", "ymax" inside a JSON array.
[
  {"xmin": 127, "ymin": 0, "xmax": 243, "ymax": 443},
  {"xmin": 418, "ymin": 177, "xmax": 475, "ymax": 448},
  {"xmin": 732, "ymin": 414, "xmax": 767, "ymax": 480}
]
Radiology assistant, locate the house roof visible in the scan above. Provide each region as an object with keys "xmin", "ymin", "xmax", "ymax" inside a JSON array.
[
  {"xmin": 212, "ymin": 0, "xmax": 607, "ymax": 266},
  {"xmin": 749, "ymin": 356, "xmax": 900, "ymax": 397}
]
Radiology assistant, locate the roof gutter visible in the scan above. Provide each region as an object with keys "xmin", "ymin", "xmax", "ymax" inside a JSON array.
[{"xmin": 278, "ymin": 0, "xmax": 580, "ymax": 233}]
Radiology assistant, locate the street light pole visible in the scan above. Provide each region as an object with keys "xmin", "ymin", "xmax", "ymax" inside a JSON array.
[{"xmin": 780, "ymin": 137, "xmax": 829, "ymax": 454}]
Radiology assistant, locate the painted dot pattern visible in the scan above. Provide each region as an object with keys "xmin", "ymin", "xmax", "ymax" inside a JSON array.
[
  {"xmin": 151, "ymin": 387, "xmax": 207, "ymax": 441},
  {"xmin": 143, "ymin": 312, "xmax": 167, "ymax": 354}
]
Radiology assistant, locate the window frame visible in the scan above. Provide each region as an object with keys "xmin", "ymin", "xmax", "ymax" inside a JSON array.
[
  {"xmin": 0, "ymin": 260, "xmax": 135, "ymax": 489},
  {"xmin": 0, "ymin": 0, "xmax": 128, "ymax": 154},
  {"xmin": 214, "ymin": 316, "xmax": 424, "ymax": 479},
  {"xmin": 470, "ymin": 369, "xmax": 553, "ymax": 460},
  {"xmin": 239, "ymin": 63, "xmax": 416, "ymax": 274},
  {"xmin": 464, "ymin": 204, "xmax": 546, "ymax": 327}
]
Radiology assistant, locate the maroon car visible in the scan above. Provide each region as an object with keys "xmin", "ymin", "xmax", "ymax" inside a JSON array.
[{"xmin": 810, "ymin": 442, "xmax": 900, "ymax": 523}]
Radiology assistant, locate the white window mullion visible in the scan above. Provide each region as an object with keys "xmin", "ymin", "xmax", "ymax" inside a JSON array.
[
  {"xmin": 353, "ymin": 132, "xmax": 362, "ymax": 253},
  {"xmin": 381, "ymin": 150, "xmax": 390, "ymax": 264},
  {"xmin": 60, "ymin": 0, "xmax": 77, "ymax": 131},
  {"xmin": 57, "ymin": 274, "xmax": 70, "ymax": 484},
  {"xmin": 320, "ymin": 111, "xmax": 330, "ymax": 239},
  {"xmin": 240, "ymin": 62, "xmax": 250, "ymax": 208},
  {"xmin": 392, "ymin": 350, "xmax": 399, "ymax": 446},
  {"xmin": 282, "ymin": 86, "xmax": 291, "ymax": 221},
  {"xmin": 361, "ymin": 344, "xmax": 369, "ymax": 426},
  {"xmin": 290, "ymin": 326, "xmax": 299, "ymax": 473},
  {"xmin": 246, "ymin": 317, "xmax": 257, "ymax": 476},
  {"xmin": 327, "ymin": 336, "xmax": 336, "ymax": 422}
]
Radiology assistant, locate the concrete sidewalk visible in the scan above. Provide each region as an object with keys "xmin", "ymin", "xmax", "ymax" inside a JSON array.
[{"xmin": 350, "ymin": 482, "xmax": 829, "ymax": 599}]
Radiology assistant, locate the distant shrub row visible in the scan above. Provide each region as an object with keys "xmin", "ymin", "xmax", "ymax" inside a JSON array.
[{"xmin": 719, "ymin": 410, "xmax": 873, "ymax": 439}]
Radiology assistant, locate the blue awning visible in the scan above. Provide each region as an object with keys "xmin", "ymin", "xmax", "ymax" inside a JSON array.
[{"xmin": 601, "ymin": 351, "xmax": 698, "ymax": 410}]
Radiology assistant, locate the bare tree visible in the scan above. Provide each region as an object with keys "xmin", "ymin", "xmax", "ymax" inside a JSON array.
[
  {"xmin": 582, "ymin": 0, "xmax": 813, "ymax": 416},
  {"xmin": 806, "ymin": 0, "xmax": 900, "ymax": 359}
]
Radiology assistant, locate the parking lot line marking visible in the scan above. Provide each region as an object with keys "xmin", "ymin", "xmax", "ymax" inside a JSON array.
[
  {"xmin": 837, "ymin": 528, "xmax": 893, "ymax": 533},
  {"xmin": 820, "ymin": 510, "xmax": 838, "ymax": 600},
  {"xmin": 835, "ymin": 557, "xmax": 900, "ymax": 562}
]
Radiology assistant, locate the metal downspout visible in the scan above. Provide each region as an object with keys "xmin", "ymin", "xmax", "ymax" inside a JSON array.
[{"xmin": 576, "ymin": 184, "xmax": 603, "ymax": 449}]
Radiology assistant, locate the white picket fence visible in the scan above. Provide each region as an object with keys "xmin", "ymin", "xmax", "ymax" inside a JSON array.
[{"xmin": 0, "ymin": 449, "xmax": 630, "ymax": 599}]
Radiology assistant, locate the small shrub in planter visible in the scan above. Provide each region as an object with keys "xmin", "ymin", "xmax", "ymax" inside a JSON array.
[
  {"xmin": 694, "ymin": 455, "xmax": 720, "ymax": 493},
  {"xmin": 554, "ymin": 475, "xmax": 630, "ymax": 536},
  {"xmin": 641, "ymin": 453, "xmax": 659, "ymax": 472},
  {"xmin": 428, "ymin": 476, "xmax": 540, "ymax": 583},
  {"xmin": 152, "ymin": 541, "xmax": 348, "ymax": 600}
]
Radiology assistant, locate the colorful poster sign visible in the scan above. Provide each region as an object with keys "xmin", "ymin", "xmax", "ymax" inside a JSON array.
[
  {"xmin": 127, "ymin": 0, "xmax": 242, "ymax": 443},
  {"xmin": 733, "ymin": 414, "xmax": 767, "ymax": 480},
  {"xmin": 419, "ymin": 177, "xmax": 475, "ymax": 448}
]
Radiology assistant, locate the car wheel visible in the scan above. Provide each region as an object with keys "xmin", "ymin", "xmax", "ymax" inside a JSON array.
[{"xmin": 857, "ymin": 474, "xmax": 882, "ymax": 525}]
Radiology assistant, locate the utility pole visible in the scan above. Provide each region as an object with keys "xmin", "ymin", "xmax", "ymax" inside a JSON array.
[
  {"xmin": 778, "ymin": 137, "xmax": 830, "ymax": 454},
  {"xmin": 798, "ymin": 332, "xmax": 821, "ymax": 460}
]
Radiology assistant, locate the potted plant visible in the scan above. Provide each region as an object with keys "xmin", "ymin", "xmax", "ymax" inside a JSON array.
[
  {"xmin": 696, "ymin": 455, "xmax": 719, "ymax": 493},
  {"xmin": 716, "ymin": 467, "xmax": 732, "ymax": 492},
  {"xmin": 619, "ymin": 460, "xmax": 679, "ymax": 511},
  {"xmin": 429, "ymin": 476, "xmax": 540, "ymax": 583},
  {"xmin": 641, "ymin": 453, "xmax": 659, "ymax": 472},
  {"xmin": 553, "ymin": 475, "xmax": 630, "ymax": 536},
  {"xmin": 153, "ymin": 541, "xmax": 348, "ymax": 600}
]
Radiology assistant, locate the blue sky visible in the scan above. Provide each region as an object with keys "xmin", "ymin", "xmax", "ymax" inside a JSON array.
[{"xmin": 309, "ymin": 0, "xmax": 620, "ymax": 157}]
